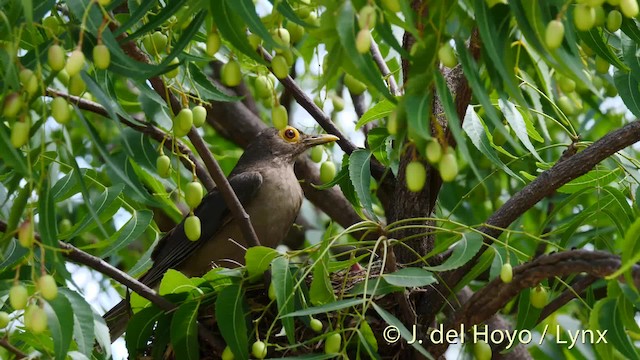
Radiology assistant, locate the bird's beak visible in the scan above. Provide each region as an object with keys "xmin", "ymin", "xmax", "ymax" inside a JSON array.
[{"xmin": 303, "ymin": 133, "xmax": 339, "ymax": 147}]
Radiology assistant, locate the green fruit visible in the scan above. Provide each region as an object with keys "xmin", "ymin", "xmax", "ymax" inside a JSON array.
[
  {"xmin": 621, "ymin": 0, "xmax": 640, "ymax": 17},
  {"xmin": 255, "ymin": 75, "xmax": 272, "ymax": 99},
  {"xmin": 286, "ymin": 22, "xmax": 305, "ymax": 43},
  {"xmin": 545, "ymin": 20, "xmax": 564, "ymax": 49},
  {"xmin": 595, "ymin": 56, "xmax": 610, "ymax": 74},
  {"xmin": 51, "ymin": 97, "xmax": 71, "ymax": 124},
  {"xmin": 18, "ymin": 219, "xmax": 34, "ymax": 247},
  {"xmin": 272, "ymin": 104, "xmax": 288, "ymax": 130},
  {"xmin": 251, "ymin": 340, "xmax": 267, "ymax": 359},
  {"xmin": 68, "ymin": 74, "xmax": 86, "ymax": 96},
  {"xmin": 9, "ymin": 285, "xmax": 28, "ymax": 310},
  {"xmin": 426, "ymin": 139, "xmax": 442, "ymax": 164},
  {"xmin": 157, "ymin": 155, "xmax": 171, "ymax": 178},
  {"xmin": 248, "ymin": 33, "xmax": 262, "ymax": 50},
  {"xmin": 574, "ymin": 5, "xmax": 596, "ymax": 31},
  {"xmin": 11, "ymin": 121, "xmax": 30, "ymax": 148},
  {"xmin": 281, "ymin": 48, "xmax": 295, "ymax": 66},
  {"xmin": 557, "ymin": 95, "xmax": 576, "ymax": 115},
  {"xmin": 557, "ymin": 74, "xmax": 576, "ymax": 93},
  {"xmin": 310, "ymin": 146, "xmax": 323, "ymax": 163},
  {"xmin": 24, "ymin": 305, "xmax": 47, "ymax": 334},
  {"xmin": 473, "ymin": 340, "xmax": 492, "ymax": 360},
  {"xmin": 93, "ymin": 44, "xmax": 111, "ymax": 70},
  {"xmin": 173, "ymin": 108, "xmax": 193, "ymax": 137},
  {"xmin": 530, "ymin": 286, "xmax": 549, "ymax": 308},
  {"xmin": 192, "ymin": 105, "xmax": 207, "ymax": 127},
  {"xmin": 607, "ymin": 10, "xmax": 623, "ymax": 31},
  {"xmin": 59, "ymin": 219, "xmax": 72, "ymax": 234},
  {"xmin": 594, "ymin": 5, "xmax": 606, "ymax": 26},
  {"xmin": 500, "ymin": 263, "xmax": 513, "ymax": 283},
  {"xmin": 387, "ymin": 110, "xmax": 401, "ymax": 135},
  {"xmin": 320, "ymin": 161, "xmax": 336, "ymax": 183},
  {"xmin": 331, "ymin": 94, "xmax": 345, "ymax": 112},
  {"xmin": 185, "ymin": 215, "xmax": 201, "ymax": 241},
  {"xmin": 438, "ymin": 43, "xmax": 457, "ymax": 68},
  {"xmin": 221, "ymin": 60, "xmax": 242, "ymax": 86},
  {"xmin": 3, "ymin": 92, "xmax": 23, "ymax": 118},
  {"xmin": 310, "ymin": 318, "xmax": 323, "ymax": 333},
  {"xmin": 439, "ymin": 152, "xmax": 458, "ymax": 182},
  {"xmin": 271, "ymin": 55, "xmax": 289, "ymax": 79},
  {"xmin": 65, "ymin": 49, "xmax": 85, "ymax": 77},
  {"xmin": 98, "ymin": 0, "xmax": 111, "ymax": 5},
  {"xmin": 609, "ymin": 0, "xmax": 621, "ymax": 4},
  {"xmin": 344, "ymin": 73, "xmax": 367, "ymax": 95},
  {"xmin": 206, "ymin": 32, "xmax": 221, "ymax": 56},
  {"xmin": 358, "ymin": 5, "xmax": 377, "ymax": 30},
  {"xmin": 486, "ymin": 0, "xmax": 508, "ymax": 7},
  {"xmin": 38, "ymin": 275, "xmax": 58, "ymax": 300},
  {"xmin": 381, "ymin": 0, "xmax": 401, "ymax": 12},
  {"xmin": 605, "ymin": 82, "xmax": 618, "ymax": 97},
  {"xmin": 185, "ymin": 181, "xmax": 203, "ymax": 209},
  {"xmin": 356, "ymin": 29, "xmax": 371, "ymax": 54},
  {"xmin": 324, "ymin": 333, "xmax": 341, "ymax": 354},
  {"xmin": 492, "ymin": 125, "xmax": 509, "ymax": 146},
  {"xmin": 268, "ymin": 282, "xmax": 276, "ymax": 301},
  {"xmin": 48, "ymin": 44, "xmax": 66, "ymax": 71},
  {"xmin": 0, "ymin": 312, "xmax": 9, "ymax": 328},
  {"xmin": 42, "ymin": 16, "xmax": 63, "ymax": 37},
  {"xmin": 272, "ymin": 27, "xmax": 291, "ymax": 47},
  {"xmin": 221, "ymin": 346, "xmax": 235, "ymax": 360},
  {"xmin": 20, "ymin": 69, "xmax": 38, "ymax": 97},
  {"xmin": 405, "ymin": 161, "xmax": 426, "ymax": 192},
  {"xmin": 165, "ymin": 57, "xmax": 180, "ymax": 78},
  {"xmin": 151, "ymin": 31, "xmax": 168, "ymax": 54}
]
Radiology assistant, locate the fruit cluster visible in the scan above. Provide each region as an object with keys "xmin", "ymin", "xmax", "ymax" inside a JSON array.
[{"xmin": 404, "ymin": 139, "xmax": 459, "ymax": 193}]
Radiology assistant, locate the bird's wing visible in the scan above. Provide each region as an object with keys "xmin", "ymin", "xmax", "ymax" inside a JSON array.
[{"xmin": 138, "ymin": 171, "xmax": 263, "ymax": 287}]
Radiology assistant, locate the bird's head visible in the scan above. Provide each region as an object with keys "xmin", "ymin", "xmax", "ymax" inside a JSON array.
[{"xmin": 242, "ymin": 126, "xmax": 339, "ymax": 165}]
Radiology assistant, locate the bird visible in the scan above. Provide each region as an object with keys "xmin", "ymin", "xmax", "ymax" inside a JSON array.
[{"xmin": 103, "ymin": 126, "xmax": 338, "ymax": 341}]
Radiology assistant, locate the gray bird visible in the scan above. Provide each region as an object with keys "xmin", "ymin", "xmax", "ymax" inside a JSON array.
[{"xmin": 104, "ymin": 126, "xmax": 338, "ymax": 340}]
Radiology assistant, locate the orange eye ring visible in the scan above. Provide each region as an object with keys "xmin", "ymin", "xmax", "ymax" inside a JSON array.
[{"xmin": 279, "ymin": 126, "xmax": 300, "ymax": 143}]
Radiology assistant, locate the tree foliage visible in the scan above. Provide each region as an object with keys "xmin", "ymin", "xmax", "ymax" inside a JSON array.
[{"xmin": 1, "ymin": 0, "xmax": 640, "ymax": 359}]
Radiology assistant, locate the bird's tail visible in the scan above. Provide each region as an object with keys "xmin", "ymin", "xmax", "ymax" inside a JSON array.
[{"xmin": 103, "ymin": 299, "xmax": 131, "ymax": 342}]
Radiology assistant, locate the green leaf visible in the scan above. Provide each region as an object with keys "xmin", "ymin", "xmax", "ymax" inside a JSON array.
[
  {"xmin": 371, "ymin": 303, "xmax": 433, "ymax": 359},
  {"xmin": 607, "ymin": 217, "xmax": 640, "ymax": 280},
  {"xmin": 0, "ymin": 123, "xmax": 28, "ymax": 175},
  {"xmin": 382, "ymin": 268, "xmax": 437, "ymax": 287},
  {"xmin": 126, "ymin": 0, "xmax": 187, "ymax": 41},
  {"xmin": 244, "ymin": 246, "xmax": 279, "ymax": 281},
  {"xmin": 271, "ymin": 257, "xmax": 296, "ymax": 344},
  {"xmin": 159, "ymin": 269, "xmax": 196, "ymax": 295},
  {"xmin": 557, "ymin": 169, "xmax": 620, "ymax": 194},
  {"xmin": 358, "ymin": 320, "xmax": 379, "ymax": 353},
  {"xmin": 267, "ymin": 0, "xmax": 314, "ymax": 27},
  {"xmin": 59, "ymin": 289, "xmax": 95, "ymax": 357},
  {"xmin": 63, "ymin": 184, "xmax": 124, "ymax": 240},
  {"xmin": 226, "ymin": 0, "xmax": 281, "ymax": 50},
  {"xmin": 100, "ymin": 210, "xmax": 153, "ymax": 257},
  {"xmin": 423, "ymin": 233, "xmax": 484, "ymax": 272},
  {"xmin": 44, "ymin": 294, "xmax": 74, "ymax": 360},
  {"xmin": 614, "ymin": 70, "xmax": 640, "ymax": 118},
  {"xmin": 367, "ymin": 128, "xmax": 392, "ymax": 167},
  {"xmin": 284, "ymin": 298, "xmax": 364, "ymax": 318},
  {"xmin": 310, "ymin": 251, "xmax": 335, "ymax": 306},
  {"xmin": 113, "ymin": 0, "xmax": 158, "ymax": 37},
  {"xmin": 216, "ymin": 283, "xmax": 249, "ymax": 360},
  {"xmin": 188, "ymin": 63, "xmax": 239, "ymax": 102},
  {"xmin": 454, "ymin": 247, "xmax": 495, "ymax": 292},
  {"xmin": 125, "ymin": 305, "xmax": 165, "ymax": 357},
  {"xmin": 498, "ymin": 99, "xmax": 543, "ymax": 162},
  {"xmin": 1, "ymin": 184, "xmax": 30, "ymax": 244},
  {"xmin": 37, "ymin": 178, "xmax": 57, "ymax": 250},
  {"xmin": 590, "ymin": 298, "xmax": 614, "ymax": 359},
  {"xmin": 578, "ymin": 28, "xmax": 629, "ymax": 71},
  {"xmin": 404, "ymin": 92, "xmax": 431, "ymax": 141},
  {"xmin": 349, "ymin": 277, "xmax": 404, "ymax": 296},
  {"xmin": 356, "ymin": 99, "xmax": 396, "ymax": 129},
  {"xmin": 170, "ymin": 300, "xmax": 200, "ymax": 360},
  {"xmin": 595, "ymin": 298, "xmax": 640, "ymax": 360},
  {"xmin": 349, "ymin": 150, "xmax": 376, "ymax": 220},
  {"xmin": 211, "ymin": 0, "xmax": 265, "ymax": 63}
]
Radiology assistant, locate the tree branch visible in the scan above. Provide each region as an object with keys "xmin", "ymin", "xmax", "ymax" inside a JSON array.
[
  {"xmin": 369, "ymin": 36, "xmax": 399, "ymax": 96},
  {"xmin": 0, "ymin": 337, "xmax": 27, "ymax": 359}
]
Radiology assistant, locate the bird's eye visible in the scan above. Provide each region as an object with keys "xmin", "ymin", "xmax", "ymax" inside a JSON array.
[{"xmin": 279, "ymin": 126, "xmax": 300, "ymax": 143}]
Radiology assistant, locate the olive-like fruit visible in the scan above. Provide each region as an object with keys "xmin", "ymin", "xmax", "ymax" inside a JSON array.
[
  {"xmin": 272, "ymin": 27, "xmax": 291, "ymax": 47},
  {"xmin": 530, "ymin": 286, "xmax": 549, "ymax": 309},
  {"xmin": 255, "ymin": 75, "xmax": 272, "ymax": 99},
  {"xmin": 381, "ymin": 0, "xmax": 401, "ymax": 12},
  {"xmin": 438, "ymin": 43, "xmax": 457, "ymax": 68},
  {"xmin": 51, "ymin": 97, "xmax": 71, "ymax": 124},
  {"xmin": 20, "ymin": 69, "xmax": 38, "ymax": 97},
  {"xmin": 185, "ymin": 215, "xmax": 201, "ymax": 241},
  {"xmin": 545, "ymin": 20, "xmax": 565, "ymax": 49},
  {"xmin": 356, "ymin": 29, "xmax": 371, "ymax": 54},
  {"xmin": 331, "ymin": 94, "xmax": 345, "ymax": 112},
  {"xmin": 3, "ymin": 92, "xmax": 23, "ymax": 117},
  {"xmin": 173, "ymin": 108, "xmax": 193, "ymax": 137},
  {"xmin": 248, "ymin": 33, "xmax": 262, "ymax": 50},
  {"xmin": 221, "ymin": 346, "xmax": 235, "ymax": 360},
  {"xmin": 157, "ymin": 155, "xmax": 171, "ymax": 178},
  {"xmin": 42, "ymin": 16, "xmax": 63, "ymax": 37},
  {"xmin": 68, "ymin": 74, "xmax": 86, "ymax": 96},
  {"xmin": 320, "ymin": 161, "xmax": 337, "ymax": 183},
  {"xmin": 9, "ymin": 285, "xmax": 28, "ymax": 310},
  {"xmin": 286, "ymin": 22, "xmax": 305, "ymax": 43},
  {"xmin": 271, "ymin": 55, "xmax": 289, "ymax": 79},
  {"xmin": 48, "ymin": 44, "xmax": 66, "ymax": 71},
  {"xmin": 0, "ymin": 311, "xmax": 9, "ymax": 328},
  {"xmin": 11, "ymin": 121, "xmax": 30, "ymax": 148},
  {"xmin": 310, "ymin": 318, "xmax": 323, "ymax": 333},
  {"xmin": 595, "ymin": 56, "xmax": 610, "ymax": 74},
  {"xmin": 557, "ymin": 95, "xmax": 576, "ymax": 115},
  {"xmin": 18, "ymin": 219, "xmax": 34, "ymax": 247},
  {"xmin": 268, "ymin": 282, "xmax": 276, "ymax": 301},
  {"xmin": 557, "ymin": 74, "xmax": 576, "ymax": 93},
  {"xmin": 358, "ymin": 5, "xmax": 377, "ymax": 30},
  {"xmin": 574, "ymin": 5, "xmax": 596, "ymax": 31},
  {"xmin": 607, "ymin": 10, "xmax": 623, "ymax": 31},
  {"xmin": 59, "ymin": 219, "xmax": 72, "ymax": 234},
  {"xmin": 151, "ymin": 31, "xmax": 168, "ymax": 54},
  {"xmin": 324, "ymin": 333, "xmax": 342, "ymax": 354},
  {"xmin": 310, "ymin": 146, "xmax": 323, "ymax": 163},
  {"xmin": 185, "ymin": 181, "xmax": 203, "ymax": 209},
  {"xmin": 93, "ymin": 44, "xmax": 111, "ymax": 70},
  {"xmin": 38, "ymin": 275, "xmax": 58, "ymax": 300},
  {"xmin": 192, "ymin": 105, "xmax": 207, "ymax": 127},
  {"xmin": 221, "ymin": 60, "xmax": 242, "ymax": 86},
  {"xmin": 439, "ymin": 152, "xmax": 458, "ymax": 182},
  {"xmin": 621, "ymin": 0, "xmax": 640, "ymax": 18},
  {"xmin": 206, "ymin": 32, "xmax": 221, "ymax": 56},
  {"xmin": 24, "ymin": 305, "xmax": 48, "ymax": 334},
  {"xmin": 251, "ymin": 340, "xmax": 267, "ymax": 359},
  {"xmin": 344, "ymin": 74, "xmax": 367, "ymax": 95},
  {"xmin": 272, "ymin": 104, "xmax": 288, "ymax": 130},
  {"xmin": 426, "ymin": 139, "xmax": 442, "ymax": 164},
  {"xmin": 65, "ymin": 49, "xmax": 86, "ymax": 77},
  {"xmin": 473, "ymin": 340, "xmax": 492, "ymax": 360},
  {"xmin": 405, "ymin": 161, "xmax": 426, "ymax": 192},
  {"xmin": 500, "ymin": 263, "xmax": 513, "ymax": 283},
  {"xmin": 594, "ymin": 5, "xmax": 606, "ymax": 26}
]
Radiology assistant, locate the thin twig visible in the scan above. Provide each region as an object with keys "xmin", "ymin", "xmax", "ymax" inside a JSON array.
[
  {"xmin": 0, "ymin": 337, "xmax": 27, "ymax": 359},
  {"xmin": 369, "ymin": 37, "xmax": 399, "ymax": 96}
]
